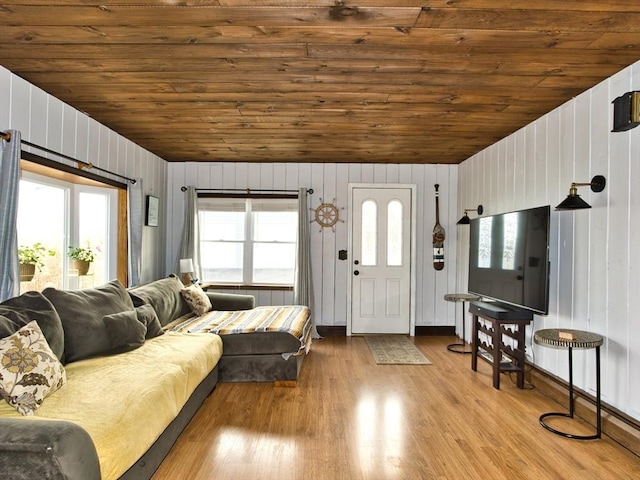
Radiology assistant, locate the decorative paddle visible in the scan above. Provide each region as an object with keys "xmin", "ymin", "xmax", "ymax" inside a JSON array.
[{"xmin": 433, "ymin": 184, "xmax": 445, "ymax": 270}]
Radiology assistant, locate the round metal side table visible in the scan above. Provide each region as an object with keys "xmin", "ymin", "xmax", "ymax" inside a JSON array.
[
  {"xmin": 444, "ymin": 293, "xmax": 481, "ymax": 354},
  {"xmin": 534, "ymin": 328, "xmax": 604, "ymax": 440}
]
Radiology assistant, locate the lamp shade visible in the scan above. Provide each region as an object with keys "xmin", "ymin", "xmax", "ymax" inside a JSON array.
[
  {"xmin": 179, "ymin": 258, "xmax": 194, "ymax": 273},
  {"xmin": 457, "ymin": 212, "xmax": 471, "ymax": 225},
  {"xmin": 555, "ymin": 194, "xmax": 592, "ymax": 210}
]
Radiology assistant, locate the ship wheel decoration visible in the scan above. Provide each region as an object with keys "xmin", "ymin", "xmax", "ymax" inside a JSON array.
[{"xmin": 311, "ymin": 198, "xmax": 344, "ymax": 232}]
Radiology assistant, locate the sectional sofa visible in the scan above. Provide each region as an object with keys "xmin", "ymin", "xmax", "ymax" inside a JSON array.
[{"xmin": 0, "ymin": 274, "xmax": 312, "ymax": 480}]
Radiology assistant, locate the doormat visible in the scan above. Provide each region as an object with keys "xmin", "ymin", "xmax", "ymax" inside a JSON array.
[{"xmin": 365, "ymin": 336, "xmax": 432, "ymax": 365}]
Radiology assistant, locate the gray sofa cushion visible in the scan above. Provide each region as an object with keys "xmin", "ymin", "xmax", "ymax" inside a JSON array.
[
  {"xmin": 0, "ymin": 291, "xmax": 65, "ymax": 361},
  {"xmin": 135, "ymin": 304, "xmax": 164, "ymax": 339},
  {"xmin": 128, "ymin": 275, "xmax": 190, "ymax": 326},
  {"xmin": 43, "ymin": 280, "xmax": 135, "ymax": 363},
  {"xmin": 103, "ymin": 310, "xmax": 147, "ymax": 353}
]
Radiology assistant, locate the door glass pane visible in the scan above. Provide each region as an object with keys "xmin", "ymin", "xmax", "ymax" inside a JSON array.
[
  {"xmin": 17, "ymin": 180, "xmax": 65, "ymax": 291},
  {"xmin": 502, "ymin": 212, "xmax": 518, "ymax": 270},
  {"xmin": 387, "ymin": 200, "xmax": 402, "ymax": 266},
  {"xmin": 361, "ymin": 200, "xmax": 377, "ymax": 266},
  {"xmin": 478, "ymin": 217, "xmax": 493, "ymax": 268}
]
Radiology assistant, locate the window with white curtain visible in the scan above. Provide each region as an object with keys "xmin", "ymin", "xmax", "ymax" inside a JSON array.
[{"xmin": 198, "ymin": 197, "xmax": 298, "ymax": 285}]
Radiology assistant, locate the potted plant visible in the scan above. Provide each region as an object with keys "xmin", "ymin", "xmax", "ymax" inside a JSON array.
[
  {"xmin": 18, "ymin": 242, "xmax": 55, "ymax": 282},
  {"xmin": 67, "ymin": 245, "xmax": 97, "ymax": 276}
]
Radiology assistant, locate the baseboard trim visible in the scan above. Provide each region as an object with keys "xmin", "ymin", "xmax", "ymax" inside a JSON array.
[
  {"xmin": 315, "ymin": 326, "xmax": 455, "ymax": 337},
  {"xmin": 529, "ymin": 365, "xmax": 640, "ymax": 457}
]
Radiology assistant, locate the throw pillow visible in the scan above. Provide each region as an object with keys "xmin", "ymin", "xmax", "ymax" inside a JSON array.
[
  {"xmin": 128, "ymin": 275, "xmax": 191, "ymax": 326},
  {"xmin": 43, "ymin": 280, "xmax": 135, "ymax": 363},
  {"xmin": 103, "ymin": 311, "xmax": 147, "ymax": 353},
  {"xmin": 0, "ymin": 321, "xmax": 66, "ymax": 416},
  {"xmin": 135, "ymin": 304, "xmax": 164, "ymax": 339},
  {"xmin": 0, "ymin": 291, "xmax": 65, "ymax": 362},
  {"xmin": 181, "ymin": 284, "xmax": 212, "ymax": 316}
]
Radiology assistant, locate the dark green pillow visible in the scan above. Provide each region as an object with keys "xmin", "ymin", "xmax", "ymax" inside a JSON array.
[
  {"xmin": 135, "ymin": 304, "xmax": 164, "ymax": 339},
  {"xmin": 128, "ymin": 275, "xmax": 190, "ymax": 326},
  {"xmin": 43, "ymin": 280, "xmax": 135, "ymax": 363},
  {"xmin": 103, "ymin": 310, "xmax": 147, "ymax": 353},
  {"xmin": 0, "ymin": 291, "xmax": 65, "ymax": 361}
]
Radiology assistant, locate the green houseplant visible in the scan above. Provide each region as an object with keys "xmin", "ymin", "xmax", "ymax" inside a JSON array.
[
  {"xmin": 67, "ymin": 245, "xmax": 97, "ymax": 275},
  {"xmin": 18, "ymin": 242, "xmax": 55, "ymax": 281}
]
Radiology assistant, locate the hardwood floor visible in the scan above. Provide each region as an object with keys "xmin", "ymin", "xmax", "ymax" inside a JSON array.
[{"xmin": 152, "ymin": 336, "xmax": 640, "ymax": 480}]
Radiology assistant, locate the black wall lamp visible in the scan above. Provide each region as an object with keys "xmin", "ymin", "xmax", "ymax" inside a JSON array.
[
  {"xmin": 555, "ymin": 175, "xmax": 606, "ymax": 210},
  {"xmin": 612, "ymin": 91, "xmax": 640, "ymax": 132},
  {"xmin": 457, "ymin": 205, "xmax": 483, "ymax": 225}
]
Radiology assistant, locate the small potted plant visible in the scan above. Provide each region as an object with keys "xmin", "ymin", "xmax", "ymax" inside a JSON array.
[
  {"xmin": 67, "ymin": 245, "xmax": 97, "ymax": 276},
  {"xmin": 18, "ymin": 242, "xmax": 55, "ymax": 282}
]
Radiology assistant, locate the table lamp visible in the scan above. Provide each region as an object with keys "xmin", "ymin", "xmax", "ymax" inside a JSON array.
[{"xmin": 179, "ymin": 258, "xmax": 195, "ymax": 285}]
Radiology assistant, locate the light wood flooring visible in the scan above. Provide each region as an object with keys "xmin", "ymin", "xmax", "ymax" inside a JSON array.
[{"xmin": 152, "ymin": 336, "xmax": 640, "ymax": 480}]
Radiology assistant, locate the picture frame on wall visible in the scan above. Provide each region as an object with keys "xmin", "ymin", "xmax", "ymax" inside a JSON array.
[{"xmin": 145, "ymin": 195, "xmax": 159, "ymax": 227}]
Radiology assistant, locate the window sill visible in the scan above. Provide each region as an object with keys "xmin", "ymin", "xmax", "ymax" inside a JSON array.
[{"xmin": 201, "ymin": 282, "xmax": 293, "ymax": 291}]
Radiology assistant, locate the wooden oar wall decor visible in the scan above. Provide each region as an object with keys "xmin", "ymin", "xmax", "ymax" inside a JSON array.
[{"xmin": 433, "ymin": 184, "xmax": 445, "ymax": 270}]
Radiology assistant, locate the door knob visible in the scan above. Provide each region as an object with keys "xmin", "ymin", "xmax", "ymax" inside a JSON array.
[
  {"xmin": 354, "ymin": 270, "xmax": 360, "ymax": 276},
  {"xmin": 354, "ymin": 260, "xmax": 359, "ymax": 265}
]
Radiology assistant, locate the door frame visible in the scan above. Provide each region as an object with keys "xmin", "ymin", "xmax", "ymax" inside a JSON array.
[{"xmin": 346, "ymin": 183, "xmax": 417, "ymax": 336}]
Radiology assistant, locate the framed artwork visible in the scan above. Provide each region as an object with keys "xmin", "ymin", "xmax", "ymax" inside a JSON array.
[{"xmin": 145, "ymin": 195, "xmax": 159, "ymax": 227}]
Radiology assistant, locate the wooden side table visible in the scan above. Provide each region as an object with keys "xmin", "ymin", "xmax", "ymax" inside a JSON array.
[
  {"xmin": 444, "ymin": 293, "xmax": 480, "ymax": 354},
  {"xmin": 534, "ymin": 328, "xmax": 604, "ymax": 440}
]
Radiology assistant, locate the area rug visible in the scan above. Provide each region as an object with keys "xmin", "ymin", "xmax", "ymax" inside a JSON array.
[{"xmin": 365, "ymin": 336, "xmax": 432, "ymax": 365}]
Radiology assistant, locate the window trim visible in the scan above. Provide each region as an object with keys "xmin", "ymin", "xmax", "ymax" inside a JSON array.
[{"xmin": 20, "ymin": 154, "xmax": 128, "ymax": 286}]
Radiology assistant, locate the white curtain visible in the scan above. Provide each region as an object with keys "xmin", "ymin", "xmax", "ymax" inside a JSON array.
[
  {"xmin": 0, "ymin": 130, "xmax": 21, "ymax": 302},
  {"xmin": 178, "ymin": 186, "xmax": 201, "ymax": 280},
  {"xmin": 127, "ymin": 178, "xmax": 143, "ymax": 286},
  {"xmin": 294, "ymin": 188, "xmax": 320, "ymax": 338}
]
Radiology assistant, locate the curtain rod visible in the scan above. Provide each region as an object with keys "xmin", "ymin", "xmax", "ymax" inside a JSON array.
[
  {"xmin": 181, "ymin": 187, "xmax": 313, "ymax": 194},
  {"xmin": 1, "ymin": 130, "xmax": 136, "ymax": 184}
]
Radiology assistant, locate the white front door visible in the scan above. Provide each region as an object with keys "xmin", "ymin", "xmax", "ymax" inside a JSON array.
[{"xmin": 348, "ymin": 185, "xmax": 415, "ymax": 335}]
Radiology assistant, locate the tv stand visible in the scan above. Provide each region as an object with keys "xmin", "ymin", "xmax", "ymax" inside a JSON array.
[{"xmin": 470, "ymin": 301, "xmax": 533, "ymax": 389}]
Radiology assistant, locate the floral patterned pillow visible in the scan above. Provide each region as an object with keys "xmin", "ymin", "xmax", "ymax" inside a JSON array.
[
  {"xmin": 180, "ymin": 284, "xmax": 212, "ymax": 316},
  {"xmin": 0, "ymin": 321, "xmax": 66, "ymax": 416}
]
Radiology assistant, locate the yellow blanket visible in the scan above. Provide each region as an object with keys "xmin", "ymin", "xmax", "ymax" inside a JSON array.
[{"xmin": 0, "ymin": 332, "xmax": 223, "ymax": 480}]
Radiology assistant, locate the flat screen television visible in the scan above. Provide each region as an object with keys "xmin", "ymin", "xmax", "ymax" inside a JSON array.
[{"xmin": 468, "ymin": 205, "xmax": 551, "ymax": 315}]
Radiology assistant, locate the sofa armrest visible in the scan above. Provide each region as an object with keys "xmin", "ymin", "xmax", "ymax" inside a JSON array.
[
  {"xmin": 0, "ymin": 418, "xmax": 101, "ymax": 480},
  {"xmin": 206, "ymin": 292, "xmax": 255, "ymax": 311}
]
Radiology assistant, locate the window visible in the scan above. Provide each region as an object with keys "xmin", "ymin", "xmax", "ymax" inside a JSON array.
[
  {"xmin": 198, "ymin": 197, "xmax": 298, "ymax": 285},
  {"xmin": 17, "ymin": 170, "xmax": 118, "ymax": 290}
]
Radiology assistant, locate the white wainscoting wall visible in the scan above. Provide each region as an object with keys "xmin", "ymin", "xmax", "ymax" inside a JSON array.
[
  {"xmin": 457, "ymin": 60, "xmax": 640, "ymax": 423},
  {"xmin": 0, "ymin": 65, "xmax": 168, "ymax": 283},
  {"xmin": 167, "ymin": 162, "xmax": 459, "ymax": 328}
]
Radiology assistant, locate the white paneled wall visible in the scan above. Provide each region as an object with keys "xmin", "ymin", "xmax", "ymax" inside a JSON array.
[
  {"xmin": 1, "ymin": 66, "xmax": 167, "ymax": 283},
  {"xmin": 457, "ymin": 60, "xmax": 640, "ymax": 423},
  {"xmin": 167, "ymin": 162, "xmax": 459, "ymax": 328}
]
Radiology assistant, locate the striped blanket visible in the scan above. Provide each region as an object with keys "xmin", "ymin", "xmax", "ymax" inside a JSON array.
[{"xmin": 170, "ymin": 305, "xmax": 312, "ymax": 354}]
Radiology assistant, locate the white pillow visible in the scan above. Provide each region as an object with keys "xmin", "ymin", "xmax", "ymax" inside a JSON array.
[
  {"xmin": 0, "ymin": 321, "xmax": 67, "ymax": 415},
  {"xmin": 181, "ymin": 284, "xmax": 212, "ymax": 316}
]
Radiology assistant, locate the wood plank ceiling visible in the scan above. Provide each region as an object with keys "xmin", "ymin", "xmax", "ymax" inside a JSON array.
[{"xmin": 1, "ymin": 1, "xmax": 640, "ymax": 164}]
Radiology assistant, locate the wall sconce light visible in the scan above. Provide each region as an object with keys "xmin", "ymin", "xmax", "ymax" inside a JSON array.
[
  {"xmin": 612, "ymin": 91, "xmax": 640, "ymax": 132},
  {"xmin": 555, "ymin": 175, "xmax": 606, "ymax": 210},
  {"xmin": 457, "ymin": 205, "xmax": 484, "ymax": 225},
  {"xmin": 179, "ymin": 258, "xmax": 195, "ymax": 285}
]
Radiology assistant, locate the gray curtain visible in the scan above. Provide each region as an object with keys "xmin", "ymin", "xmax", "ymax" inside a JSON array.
[
  {"xmin": 0, "ymin": 130, "xmax": 21, "ymax": 302},
  {"xmin": 178, "ymin": 186, "xmax": 201, "ymax": 280},
  {"xmin": 127, "ymin": 178, "xmax": 143, "ymax": 286},
  {"xmin": 294, "ymin": 188, "xmax": 320, "ymax": 338}
]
